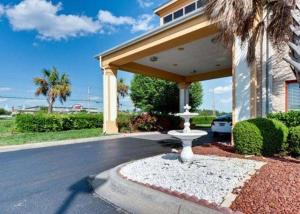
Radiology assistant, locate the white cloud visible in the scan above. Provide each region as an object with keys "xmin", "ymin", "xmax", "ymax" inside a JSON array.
[
  {"xmin": 0, "ymin": 4, "xmax": 4, "ymax": 16},
  {"xmin": 5, "ymin": 0, "xmax": 101, "ymax": 40},
  {"xmin": 0, "ymin": 87, "xmax": 12, "ymax": 92},
  {"xmin": 1, "ymin": 1, "xmax": 154, "ymax": 40},
  {"xmin": 98, "ymin": 10, "xmax": 135, "ymax": 26},
  {"xmin": 210, "ymin": 84, "xmax": 232, "ymax": 94},
  {"xmin": 98, "ymin": 10, "xmax": 154, "ymax": 33},
  {"xmin": 137, "ymin": 0, "xmax": 154, "ymax": 8},
  {"xmin": 131, "ymin": 14, "xmax": 154, "ymax": 32}
]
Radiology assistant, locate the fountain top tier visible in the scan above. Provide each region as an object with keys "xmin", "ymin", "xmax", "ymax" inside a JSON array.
[
  {"xmin": 176, "ymin": 104, "xmax": 198, "ymax": 133},
  {"xmin": 176, "ymin": 104, "xmax": 198, "ymax": 117}
]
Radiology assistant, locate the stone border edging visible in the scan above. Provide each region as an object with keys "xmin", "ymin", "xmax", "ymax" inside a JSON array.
[
  {"xmin": 89, "ymin": 163, "xmax": 241, "ymax": 214},
  {"xmin": 0, "ymin": 132, "xmax": 161, "ymax": 153}
]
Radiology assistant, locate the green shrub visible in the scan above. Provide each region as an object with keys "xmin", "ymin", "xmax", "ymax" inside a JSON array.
[
  {"xmin": 16, "ymin": 113, "xmax": 103, "ymax": 132},
  {"xmin": 191, "ymin": 116, "xmax": 216, "ymax": 125},
  {"xmin": 268, "ymin": 111, "xmax": 300, "ymax": 128},
  {"xmin": 233, "ymin": 118, "xmax": 289, "ymax": 156},
  {"xmin": 289, "ymin": 126, "xmax": 300, "ymax": 157},
  {"xmin": 117, "ymin": 113, "xmax": 134, "ymax": 132},
  {"xmin": 155, "ymin": 114, "xmax": 182, "ymax": 131},
  {"xmin": 0, "ymin": 108, "xmax": 10, "ymax": 115},
  {"xmin": 132, "ymin": 113, "xmax": 158, "ymax": 131}
]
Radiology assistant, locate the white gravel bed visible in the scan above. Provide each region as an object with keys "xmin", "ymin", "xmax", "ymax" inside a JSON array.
[{"xmin": 120, "ymin": 153, "xmax": 265, "ymax": 205}]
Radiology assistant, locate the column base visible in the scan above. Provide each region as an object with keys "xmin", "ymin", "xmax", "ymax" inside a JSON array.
[{"xmin": 104, "ymin": 121, "xmax": 119, "ymax": 134}]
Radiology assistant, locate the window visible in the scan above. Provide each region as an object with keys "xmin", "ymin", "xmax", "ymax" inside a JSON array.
[
  {"xmin": 287, "ymin": 81, "xmax": 300, "ymax": 111},
  {"xmin": 174, "ymin": 9, "xmax": 184, "ymax": 20},
  {"xmin": 163, "ymin": 14, "xmax": 173, "ymax": 24},
  {"xmin": 162, "ymin": 0, "xmax": 205, "ymax": 25},
  {"xmin": 197, "ymin": 0, "xmax": 205, "ymax": 9},
  {"xmin": 185, "ymin": 3, "xmax": 196, "ymax": 14}
]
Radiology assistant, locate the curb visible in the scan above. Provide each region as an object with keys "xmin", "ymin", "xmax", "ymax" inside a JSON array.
[
  {"xmin": 89, "ymin": 163, "xmax": 233, "ymax": 214},
  {"xmin": 0, "ymin": 132, "xmax": 162, "ymax": 153}
]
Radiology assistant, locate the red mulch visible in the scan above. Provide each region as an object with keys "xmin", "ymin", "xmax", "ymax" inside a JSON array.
[{"xmin": 193, "ymin": 144, "xmax": 300, "ymax": 214}]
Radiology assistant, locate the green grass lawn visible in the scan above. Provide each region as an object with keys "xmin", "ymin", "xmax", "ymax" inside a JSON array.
[
  {"xmin": 0, "ymin": 119, "xmax": 103, "ymax": 146},
  {"xmin": 194, "ymin": 124, "xmax": 212, "ymax": 128}
]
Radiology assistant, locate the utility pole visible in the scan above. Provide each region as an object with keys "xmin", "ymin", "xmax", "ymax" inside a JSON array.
[{"xmin": 212, "ymin": 88, "xmax": 216, "ymax": 116}]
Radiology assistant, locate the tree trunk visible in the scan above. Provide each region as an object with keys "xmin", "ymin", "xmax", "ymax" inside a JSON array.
[{"xmin": 48, "ymin": 100, "xmax": 54, "ymax": 114}]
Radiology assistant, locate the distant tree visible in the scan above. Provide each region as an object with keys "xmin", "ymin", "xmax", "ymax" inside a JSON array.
[
  {"xmin": 117, "ymin": 78, "xmax": 129, "ymax": 111},
  {"xmin": 0, "ymin": 108, "xmax": 9, "ymax": 115},
  {"xmin": 34, "ymin": 67, "xmax": 71, "ymax": 113},
  {"xmin": 130, "ymin": 74, "xmax": 203, "ymax": 113}
]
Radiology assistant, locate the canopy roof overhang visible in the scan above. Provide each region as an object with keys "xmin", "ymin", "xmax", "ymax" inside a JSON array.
[{"xmin": 97, "ymin": 11, "xmax": 232, "ymax": 83}]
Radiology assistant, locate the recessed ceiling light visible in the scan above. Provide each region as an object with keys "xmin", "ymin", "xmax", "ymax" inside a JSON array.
[
  {"xmin": 150, "ymin": 56, "xmax": 158, "ymax": 62},
  {"xmin": 177, "ymin": 47, "xmax": 185, "ymax": 51}
]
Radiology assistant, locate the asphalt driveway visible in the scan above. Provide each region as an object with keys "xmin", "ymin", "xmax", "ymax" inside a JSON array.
[
  {"xmin": 0, "ymin": 132, "xmax": 230, "ymax": 214},
  {"xmin": 0, "ymin": 134, "xmax": 180, "ymax": 214}
]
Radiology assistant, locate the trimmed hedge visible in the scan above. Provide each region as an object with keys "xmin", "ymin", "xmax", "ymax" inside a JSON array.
[
  {"xmin": 268, "ymin": 111, "xmax": 300, "ymax": 128},
  {"xmin": 289, "ymin": 126, "xmax": 300, "ymax": 157},
  {"xmin": 191, "ymin": 116, "xmax": 216, "ymax": 125},
  {"xmin": 233, "ymin": 118, "xmax": 289, "ymax": 156},
  {"xmin": 16, "ymin": 113, "xmax": 103, "ymax": 132}
]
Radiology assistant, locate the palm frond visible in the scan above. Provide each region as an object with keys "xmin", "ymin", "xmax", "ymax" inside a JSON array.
[{"xmin": 267, "ymin": 0, "xmax": 294, "ymax": 46}]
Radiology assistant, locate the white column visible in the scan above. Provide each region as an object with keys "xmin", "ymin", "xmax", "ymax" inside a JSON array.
[
  {"xmin": 103, "ymin": 66, "xmax": 118, "ymax": 134},
  {"xmin": 233, "ymin": 38, "xmax": 252, "ymax": 122},
  {"xmin": 178, "ymin": 83, "xmax": 190, "ymax": 113}
]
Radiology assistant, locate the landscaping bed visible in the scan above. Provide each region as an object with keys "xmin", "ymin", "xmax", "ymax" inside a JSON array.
[
  {"xmin": 193, "ymin": 144, "xmax": 300, "ymax": 214},
  {"xmin": 120, "ymin": 153, "xmax": 265, "ymax": 207}
]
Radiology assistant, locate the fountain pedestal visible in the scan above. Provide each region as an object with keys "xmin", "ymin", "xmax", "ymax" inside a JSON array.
[{"xmin": 168, "ymin": 105, "xmax": 208, "ymax": 163}]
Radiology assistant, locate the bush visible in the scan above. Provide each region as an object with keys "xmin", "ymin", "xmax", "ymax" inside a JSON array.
[
  {"xmin": 289, "ymin": 126, "xmax": 300, "ymax": 157},
  {"xmin": 233, "ymin": 118, "xmax": 289, "ymax": 156},
  {"xmin": 268, "ymin": 111, "xmax": 300, "ymax": 128},
  {"xmin": 155, "ymin": 114, "xmax": 182, "ymax": 131},
  {"xmin": 191, "ymin": 116, "xmax": 216, "ymax": 125},
  {"xmin": 117, "ymin": 113, "xmax": 134, "ymax": 132},
  {"xmin": 132, "ymin": 113, "xmax": 158, "ymax": 131},
  {"xmin": 16, "ymin": 113, "xmax": 103, "ymax": 132},
  {"xmin": 0, "ymin": 108, "xmax": 10, "ymax": 115}
]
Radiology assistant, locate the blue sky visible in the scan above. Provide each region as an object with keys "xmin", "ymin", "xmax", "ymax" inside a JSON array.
[{"xmin": 0, "ymin": 0, "xmax": 232, "ymax": 112}]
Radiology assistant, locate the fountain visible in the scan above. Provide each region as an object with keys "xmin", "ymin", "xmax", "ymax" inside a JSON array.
[{"xmin": 168, "ymin": 104, "xmax": 208, "ymax": 163}]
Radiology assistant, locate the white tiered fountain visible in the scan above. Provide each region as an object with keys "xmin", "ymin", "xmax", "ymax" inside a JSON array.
[{"xmin": 168, "ymin": 104, "xmax": 208, "ymax": 163}]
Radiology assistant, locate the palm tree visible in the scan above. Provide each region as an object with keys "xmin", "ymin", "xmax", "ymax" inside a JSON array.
[
  {"xmin": 117, "ymin": 78, "xmax": 129, "ymax": 111},
  {"xmin": 34, "ymin": 67, "xmax": 71, "ymax": 113},
  {"xmin": 204, "ymin": 0, "xmax": 299, "ymax": 83}
]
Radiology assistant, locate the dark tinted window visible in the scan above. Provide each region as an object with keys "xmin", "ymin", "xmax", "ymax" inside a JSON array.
[
  {"xmin": 197, "ymin": 0, "xmax": 205, "ymax": 9},
  {"xmin": 174, "ymin": 9, "xmax": 184, "ymax": 19},
  {"xmin": 185, "ymin": 3, "xmax": 196, "ymax": 14},
  {"xmin": 214, "ymin": 115, "xmax": 232, "ymax": 122},
  {"xmin": 163, "ymin": 14, "xmax": 173, "ymax": 24}
]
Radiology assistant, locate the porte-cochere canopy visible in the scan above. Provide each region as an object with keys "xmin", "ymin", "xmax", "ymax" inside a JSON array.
[{"xmin": 96, "ymin": 3, "xmax": 257, "ymax": 134}]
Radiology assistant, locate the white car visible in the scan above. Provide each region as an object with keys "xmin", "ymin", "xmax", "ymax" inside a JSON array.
[{"xmin": 211, "ymin": 114, "xmax": 232, "ymax": 136}]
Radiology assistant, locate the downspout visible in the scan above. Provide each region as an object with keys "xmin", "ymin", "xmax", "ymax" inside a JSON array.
[{"xmin": 265, "ymin": 13, "xmax": 270, "ymax": 115}]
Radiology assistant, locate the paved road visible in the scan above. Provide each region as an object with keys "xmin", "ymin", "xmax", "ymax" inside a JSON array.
[
  {"xmin": 0, "ymin": 132, "xmax": 230, "ymax": 214},
  {"xmin": 0, "ymin": 134, "xmax": 181, "ymax": 214}
]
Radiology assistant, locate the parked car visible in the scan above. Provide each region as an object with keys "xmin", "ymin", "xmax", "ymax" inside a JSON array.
[{"xmin": 211, "ymin": 114, "xmax": 232, "ymax": 136}]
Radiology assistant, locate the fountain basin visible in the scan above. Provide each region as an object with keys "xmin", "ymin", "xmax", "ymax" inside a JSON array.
[
  {"xmin": 168, "ymin": 130, "xmax": 207, "ymax": 140},
  {"xmin": 168, "ymin": 130, "xmax": 208, "ymax": 162}
]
